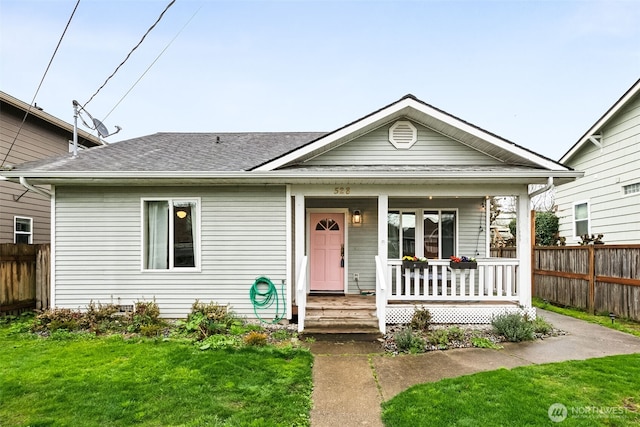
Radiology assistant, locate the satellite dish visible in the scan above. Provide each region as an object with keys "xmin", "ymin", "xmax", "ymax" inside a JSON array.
[{"xmin": 93, "ymin": 118, "xmax": 110, "ymax": 138}]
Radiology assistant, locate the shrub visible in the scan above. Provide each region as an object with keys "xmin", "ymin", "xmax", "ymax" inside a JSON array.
[
  {"xmin": 447, "ymin": 326, "xmax": 465, "ymax": 341},
  {"xmin": 32, "ymin": 308, "xmax": 83, "ymax": 333},
  {"xmin": 427, "ymin": 329, "xmax": 450, "ymax": 348},
  {"xmin": 410, "ymin": 306, "xmax": 432, "ymax": 332},
  {"xmin": 491, "ymin": 313, "xmax": 535, "ymax": 342},
  {"xmin": 394, "ymin": 328, "xmax": 425, "ymax": 353},
  {"xmin": 183, "ymin": 300, "xmax": 237, "ymax": 339},
  {"xmin": 532, "ymin": 316, "xmax": 553, "ymax": 335},
  {"xmin": 127, "ymin": 301, "xmax": 163, "ymax": 333},
  {"xmin": 535, "ymin": 211, "xmax": 559, "ymax": 246},
  {"xmin": 244, "ymin": 331, "xmax": 268, "ymax": 346},
  {"xmin": 471, "ymin": 336, "xmax": 502, "ymax": 349},
  {"xmin": 83, "ymin": 301, "xmax": 121, "ymax": 333}
]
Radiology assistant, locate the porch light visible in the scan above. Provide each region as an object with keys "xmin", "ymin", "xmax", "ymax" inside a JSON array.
[
  {"xmin": 176, "ymin": 210, "xmax": 187, "ymax": 219},
  {"xmin": 352, "ymin": 209, "xmax": 362, "ymax": 224}
]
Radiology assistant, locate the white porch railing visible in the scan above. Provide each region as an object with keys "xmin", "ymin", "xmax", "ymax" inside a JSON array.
[
  {"xmin": 296, "ymin": 256, "xmax": 308, "ymax": 333},
  {"xmin": 374, "ymin": 255, "xmax": 387, "ymax": 334},
  {"xmin": 386, "ymin": 259, "xmax": 519, "ymax": 302}
]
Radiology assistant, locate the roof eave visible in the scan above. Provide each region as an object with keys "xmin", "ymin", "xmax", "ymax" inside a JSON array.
[
  {"xmin": 1, "ymin": 169, "xmax": 583, "ymax": 186},
  {"xmin": 560, "ymin": 78, "xmax": 640, "ymax": 164}
]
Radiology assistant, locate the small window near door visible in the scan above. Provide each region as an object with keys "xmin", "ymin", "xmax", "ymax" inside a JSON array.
[
  {"xmin": 14, "ymin": 217, "xmax": 33, "ymax": 244},
  {"xmin": 573, "ymin": 201, "xmax": 589, "ymax": 237},
  {"xmin": 315, "ymin": 219, "xmax": 339, "ymax": 231}
]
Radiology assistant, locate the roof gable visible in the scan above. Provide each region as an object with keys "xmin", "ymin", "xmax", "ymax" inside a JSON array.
[
  {"xmin": 255, "ymin": 94, "xmax": 568, "ymax": 172},
  {"xmin": 560, "ymin": 78, "xmax": 640, "ymax": 164}
]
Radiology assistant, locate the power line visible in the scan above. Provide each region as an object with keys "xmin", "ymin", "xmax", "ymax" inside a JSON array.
[
  {"xmin": 1, "ymin": 0, "xmax": 81, "ymax": 168},
  {"xmin": 81, "ymin": 0, "xmax": 176, "ymax": 109},
  {"xmin": 103, "ymin": 4, "xmax": 202, "ymax": 122}
]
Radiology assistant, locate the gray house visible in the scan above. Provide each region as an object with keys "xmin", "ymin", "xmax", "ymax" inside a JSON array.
[
  {"xmin": 1, "ymin": 95, "xmax": 581, "ymax": 332},
  {"xmin": 556, "ymin": 79, "xmax": 640, "ymax": 245}
]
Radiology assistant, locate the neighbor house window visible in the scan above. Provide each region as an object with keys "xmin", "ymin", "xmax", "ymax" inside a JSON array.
[
  {"xmin": 388, "ymin": 209, "xmax": 457, "ymax": 259},
  {"xmin": 14, "ymin": 216, "xmax": 33, "ymax": 244},
  {"xmin": 573, "ymin": 201, "xmax": 590, "ymax": 237},
  {"xmin": 623, "ymin": 182, "xmax": 640, "ymax": 195},
  {"xmin": 143, "ymin": 199, "xmax": 199, "ymax": 270}
]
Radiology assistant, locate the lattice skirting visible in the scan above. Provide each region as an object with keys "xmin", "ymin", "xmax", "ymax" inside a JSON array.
[{"xmin": 385, "ymin": 304, "xmax": 537, "ymax": 324}]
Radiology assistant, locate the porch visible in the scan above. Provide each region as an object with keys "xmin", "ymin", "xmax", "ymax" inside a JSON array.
[{"xmin": 295, "ymin": 255, "xmax": 534, "ymax": 334}]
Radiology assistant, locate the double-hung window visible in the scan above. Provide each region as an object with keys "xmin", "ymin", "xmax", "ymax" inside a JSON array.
[
  {"xmin": 14, "ymin": 216, "xmax": 33, "ymax": 244},
  {"xmin": 573, "ymin": 201, "xmax": 590, "ymax": 237},
  {"xmin": 142, "ymin": 198, "xmax": 199, "ymax": 270},
  {"xmin": 388, "ymin": 209, "xmax": 457, "ymax": 259}
]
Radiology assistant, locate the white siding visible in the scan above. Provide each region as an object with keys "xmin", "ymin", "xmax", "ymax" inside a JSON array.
[
  {"xmin": 556, "ymin": 93, "xmax": 640, "ymax": 244},
  {"xmin": 304, "ymin": 122, "xmax": 503, "ymax": 166},
  {"xmin": 54, "ymin": 186, "xmax": 288, "ymax": 318}
]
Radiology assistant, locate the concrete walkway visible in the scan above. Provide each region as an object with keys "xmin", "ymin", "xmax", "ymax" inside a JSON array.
[{"xmin": 309, "ymin": 309, "xmax": 640, "ymax": 427}]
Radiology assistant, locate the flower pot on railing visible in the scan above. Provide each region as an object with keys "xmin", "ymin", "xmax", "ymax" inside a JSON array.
[
  {"xmin": 449, "ymin": 261, "xmax": 477, "ymax": 270},
  {"xmin": 402, "ymin": 260, "xmax": 429, "ymax": 269}
]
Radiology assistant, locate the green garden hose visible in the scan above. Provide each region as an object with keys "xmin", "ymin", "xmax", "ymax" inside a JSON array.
[{"xmin": 249, "ymin": 276, "xmax": 286, "ymax": 324}]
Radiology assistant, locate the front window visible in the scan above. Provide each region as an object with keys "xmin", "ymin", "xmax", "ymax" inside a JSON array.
[
  {"xmin": 388, "ymin": 209, "xmax": 457, "ymax": 259},
  {"xmin": 574, "ymin": 201, "xmax": 589, "ymax": 237},
  {"xmin": 14, "ymin": 217, "xmax": 33, "ymax": 244},
  {"xmin": 143, "ymin": 199, "xmax": 199, "ymax": 270}
]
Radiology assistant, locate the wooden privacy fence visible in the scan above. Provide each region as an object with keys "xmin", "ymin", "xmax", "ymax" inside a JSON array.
[
  {"xmin": 1, "ymin": 243, "xmax": 50, "ymax": 314},
  {"xmin": 533, "ymin": 245, "xmax": 640, "ymax": 321}
]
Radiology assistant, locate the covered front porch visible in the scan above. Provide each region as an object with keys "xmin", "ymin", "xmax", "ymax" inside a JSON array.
[{"xmin": 290, "ymin": 188, "xmax": 534, "ymax": 334}]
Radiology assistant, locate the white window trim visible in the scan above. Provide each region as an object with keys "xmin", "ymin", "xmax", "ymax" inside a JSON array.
[
  {"xmin": 140, "ymin": 197, "xmax": 201, "ymax": 272},
  {"xmin": 388, "ymin": 208, "xmax": 459, "ymax": 259},
  {"xmin": 572, "ymin": 200, "xmax": 590, "ymax": 238},
  {"xmin": 622, "ymin": 182, "xmax": 640, "ymax": 197},
  {"xmin": 14, "ymin": 216, "xmax": 33, "ymax": 244}
]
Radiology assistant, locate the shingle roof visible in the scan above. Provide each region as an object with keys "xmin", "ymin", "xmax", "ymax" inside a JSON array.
[{"xmin": 11, "ymin": 132, "xmax": 327, "ymax": 172}]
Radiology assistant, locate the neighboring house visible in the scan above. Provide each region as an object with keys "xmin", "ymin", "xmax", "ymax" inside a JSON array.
[
  {"xmin": 556, "ymin": 79, "xmax": 640, "ymax": 245},
  {"xmin": 1, "ymin": 95, "xmax": 582, "ymax": 332},
  {"xmin": 0, "ymin": 91, "xmax": 103, "ymax": 243}
]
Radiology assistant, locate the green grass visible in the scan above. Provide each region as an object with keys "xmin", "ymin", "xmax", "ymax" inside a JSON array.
[
  {"xmin": 382, "ymin": 354, "xmax": 640, "ymax": 426},
  {"xmin": 533, "ymin": 297, "xmax": 640, "ymax": 338},
  {"xmin": 0, "ymin": 317, "xmax": 313, "ymax": 426}
]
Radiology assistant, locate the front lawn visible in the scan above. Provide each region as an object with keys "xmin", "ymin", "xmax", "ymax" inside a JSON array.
[
  {"xmin": 382, "ymin": 354, "xmax": 640, "ymax": 426},
  {"xmin": 0, "ymin": 316, "xmax": 313, "ymax": 426}
]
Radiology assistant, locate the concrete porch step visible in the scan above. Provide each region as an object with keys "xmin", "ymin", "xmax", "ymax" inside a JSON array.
[{"xmin": 303, "ymin": 316, "xmax": 380, "ymax": 335}]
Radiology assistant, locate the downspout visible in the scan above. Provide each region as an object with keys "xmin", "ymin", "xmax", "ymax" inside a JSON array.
[
  {"xmin": 528, "ymin": 177, "xmax": 554, "ymax": 199},
  {"xmin": 19, "ymin": 176, "xmax": 52, "ymax": 198}
]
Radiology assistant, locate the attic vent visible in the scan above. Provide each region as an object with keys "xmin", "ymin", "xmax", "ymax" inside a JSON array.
[{"xmin": 389, "ymin": 120, "xmax": 417, "ymax": 149}]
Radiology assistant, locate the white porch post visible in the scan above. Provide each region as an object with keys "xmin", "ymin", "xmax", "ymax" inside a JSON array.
[
  {"xmin": 285, "ymin": 185, "xmax": 292, "ymax": 319},
  {"xmin": 377, "ymin": 194, "xmax": 388, "ymax": 272},
  {"xmin": 294, "ymin": 193, "xmax": 306, "ymax": 291},
  {"xmin": 516, "ymin": 192, "xmax": 532, "ymax": 307},
  {"xmin": 377, "ymin": 194, "xmax": 388, "ymax": 332}
]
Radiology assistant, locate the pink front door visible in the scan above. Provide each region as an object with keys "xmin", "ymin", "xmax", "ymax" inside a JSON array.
[{"xmin": 309, "ymin": 213, "xmax": 344, "ymax": 292}]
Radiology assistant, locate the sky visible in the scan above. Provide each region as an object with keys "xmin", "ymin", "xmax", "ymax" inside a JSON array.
[{"xmin": 1, "ymin": 0, "xmax": 639, "ymax": 161}]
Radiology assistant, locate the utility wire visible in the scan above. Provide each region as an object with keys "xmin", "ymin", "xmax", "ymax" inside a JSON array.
[
  {"xmin": 1, "ymin": 0, "xmax": 81, "ymax": 168},
  {"xmin": 82, "ymin": 0, "xmax": 176, "ymax": 109},
  {"xmin": 103, "ymin": 4, "xmax": 202, "ymax": 122}
]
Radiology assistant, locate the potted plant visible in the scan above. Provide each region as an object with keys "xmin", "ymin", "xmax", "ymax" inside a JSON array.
[
  {"xmin": 449, "ymin": 256, "xmax": 477, "ymax": 269},
  {"xmin": 402, "ymin": 256, "xmax": 429, "ymax": 269}
]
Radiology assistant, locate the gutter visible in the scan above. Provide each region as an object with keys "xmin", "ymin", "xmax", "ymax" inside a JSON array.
[
  {"xmin": 528, "ymin": 177, "xmax": 554, "ymax": 198},
  {"xmin": 19, "ymin": 176, "xmax": 52, "ymax": 198}
]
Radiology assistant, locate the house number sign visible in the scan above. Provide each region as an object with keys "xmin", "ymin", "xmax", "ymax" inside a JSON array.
[{"xmin": 333, "ymin": 186, "xmax": 351, "ymax": 195}]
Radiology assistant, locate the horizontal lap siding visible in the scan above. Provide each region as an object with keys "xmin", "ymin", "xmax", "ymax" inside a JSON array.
[
  {"xmin": 54, "ymin": 186, "xmax": 287, "ymax": 318},
  {"xmin": 305, "ymin": 123, "xmax": 503, "ymax": 166},
  {"xmin": 556, "ymin": 94, "xmax": 640, "ymax": 244}
]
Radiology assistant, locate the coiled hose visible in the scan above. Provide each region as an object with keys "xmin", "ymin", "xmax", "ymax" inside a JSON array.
[{"xmin": 249, "ymin": 276, "xmax": 286, "ymax": 324}]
